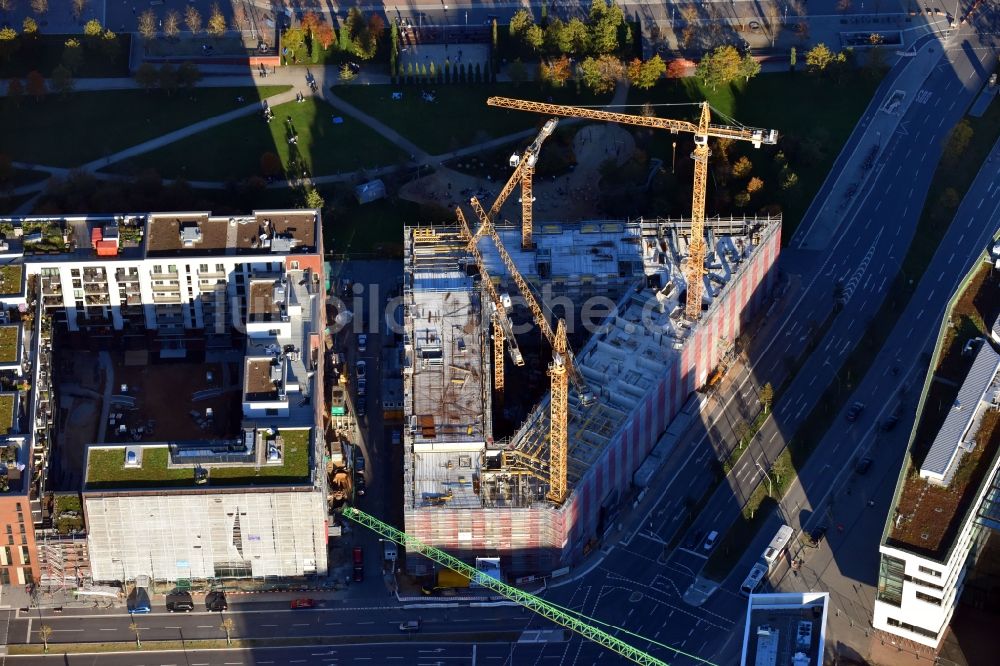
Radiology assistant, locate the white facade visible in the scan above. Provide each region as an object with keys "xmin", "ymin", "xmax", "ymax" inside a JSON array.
[
  {"xmin": 84, "ymin": 488, "xmax": 328, "ymax": 582},
  {"xmin": 873, "ymin": 474, "xmax": 995, "ymax": 647}
]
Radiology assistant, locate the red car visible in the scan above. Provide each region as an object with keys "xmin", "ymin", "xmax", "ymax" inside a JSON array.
[{"xmin": 290, "ymin": 598, "xmax": 316, "ymax": 610}]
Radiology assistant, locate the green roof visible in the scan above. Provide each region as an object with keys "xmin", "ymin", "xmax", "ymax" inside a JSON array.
[
  {"xmin": 85, "ymin": 429, "xmax": 312, "ymax": 490},
  {"xmin": 0, "ymin": 265, "xmax": 22, "ymax": 296},
  {"xmin": 0, "ymin": 325, "xmax": 20, "ymax": 364},
  {"xmin": 0, "ymin": 393, "xmax": 14, "ymax": 435}
]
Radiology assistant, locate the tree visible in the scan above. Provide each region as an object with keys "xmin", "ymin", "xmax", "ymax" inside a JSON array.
[
  {"xmin": 26, "ymin": 69, "xmax": 45, "ymax": 100},
  {"xmin": 943, "ymin": 118, "xmax": 973, "ymax": 165},
  {"xmin": 805, "ymin": 43, "xmax": 845, "ymax": 73},
  {"xmin": 164, "ymin": 10, "xmax": 179, "ymax": 39},
  {"xmin": 315, "ymin": 23, "xmax": 335, "ymax": 50},
  {"xmin": 51, "ymin": 64, "xmax": 73, "ymax": 93},
  {"xmin": 508, "ymin": 58, "xmax": 528, "ymax": 86},
  {"xmin": 734, "ymin": 191, "xmax": 751, "ymax": 208},
  {"xmin": 184, "ymin": 5, "xmax": 202, "ymax": 35},
  {"xmin": 540, "ymin": 55, "xmax": 572, "ymax": 87},
  {"xmin": 665, "ymin": 58, "xmax": 688, "ymax": 79},
  {"xmin": 732, "ymin": 156, "xmax": 752, "ymax": 179},
  {"xmin": 207, "ymin": 2, "xmax": 226, "ymax": 38},
  {"xmin": 282, "ymin": 27, "xmax": 305, "ymax": 61},
  {"xmin": 305, "ymin": 188, "xmax": 325, "ymax": 209},
  {"xmin": 564, "ymin": 18, "xmax": 589, "ymax": 55},
  {"xmin": 38, "ymin": 625, "xmax": 52, "ymax": 653},
  {"xmin": 61, "ymin": 37, "xmax": 82, "ymax": 72},
  {"xmin": 0, "ymin": 0, "xmax": 15, "ymax": 16},
  {"xmin": 760, "ymin": 382, "xmax": 774, "ymax": 414},
  {"xmin": 158, "ymin": 63, "xmax": 178, "ymax": 95},
  {"xmin": 339, "ymin": 63, "xmax": 358, "ymax": 82},
  {"xmin": 580, "ymin": 55, "xmax": 623, "ymax": 93},
  {"xmin": 589, "ymin": 0, "xmax": 608, "ymax": 22},
  {"xmin": 738, "ymin": 53, "xmax": 761, "ymax": 82},
  {"xmin": 696, "ymin": 45, "xmax": 742, "ymax": 90},
  {"xmin": 0, "ymin": 27, "xmax": 16, "ymax": 62},
  {"xmin": 30, "ymin": 0, "xmax": 46, "ymax": 15},
  {"xmin": 71, "ymin": 0, "xmax": 86, "ymax": 19},
  {"xmin": 135, "ymin": 62, "xmax": 158, "ymax": 90},
  {"xmin": 6, "ymin": 78, "xmax": 24, "ymax": 106},
  {"xmin": 260, "ymin": 152, "xmax": 281, "ymax": 176},
  {"xmin": 509, "ymin": 9, "xmax": 534, "ymax": 38},
  {"xmin": 129, "ymin": 621, "xmax": 142, "ymax": 648},
  {"xmin": 544, "ymin": 18, "xmax": 571, "ymax": 53},
  {"xmin": 779, "ymin": 165, "xmax": 798, "ymax": 189},
  {"xmin": 138, "ymin": 9, "xmax": 157, "ymax": 41},
  {"xmin": 99, "ymin": 29, "xmax": 120, "ymax": 61},
  {"xmin": 83, "ymin": 18, "xmax": 102, "ymax": 38},
  {"xmin": 627, "ymin": 55, "xmax": 665, "ymax": 89},
  {"xmin": 524, "ymin": 24, "xmax": 543, "ymax": 51},
  {"xmin": 177, "ymin": 61, "xmax": 200, "ymax": 89},
  {"xmin": 22, "ymin": 17, "xmax": 39, "ymax": 37},
  {"xmin": 590, "ymin": 16, "xmax": 618, "ymax": 54},
  {"xmin": 220, "ymin": 618, "xmax": 235, "ymax": 646}
]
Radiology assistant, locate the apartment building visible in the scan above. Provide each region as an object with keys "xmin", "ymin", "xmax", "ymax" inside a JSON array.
[{"xmin": 0, "ymin": 210, "xmax": 330, "ymax": 589}]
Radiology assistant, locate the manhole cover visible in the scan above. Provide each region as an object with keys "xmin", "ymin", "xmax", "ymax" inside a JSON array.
[{"xmin": 629, "ymin": 591, "xmax": 643, "ymax": 603}]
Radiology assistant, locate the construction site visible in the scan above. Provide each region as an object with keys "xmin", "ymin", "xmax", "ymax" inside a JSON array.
[{"xmin": 400, "ymin": 98, "xmax": 782, "ymax": 576}]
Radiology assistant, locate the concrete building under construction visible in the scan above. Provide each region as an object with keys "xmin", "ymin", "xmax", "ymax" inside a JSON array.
[{"xmin": 401, "ymin": 214, "xmax": 781, "ymax": 576}]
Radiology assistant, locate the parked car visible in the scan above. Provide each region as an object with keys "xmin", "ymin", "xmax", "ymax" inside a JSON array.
[
  {"xmin": 687, "ymin": 529, "xmax": 705, "ymax": 550},
  {"xmin": 356, "ymin": 360, "xmax": 367, "ymax": 378},
  {"xmin": 357, "ymin": 333, "xmax": 367, "ymax": 352},
  {"xmin": 855, "ymin": 457, "xmax": 873, "ymax": 475},
  {"xmin": 702, "ymin": 530, "xmax": 719, "ymax": 551},
  {"xmin": 358, "ymin": 378, "xmax": 367, "ymax": 396},
  {"xmin": 166, "ymin": 591, "xmax": 194, "ymax": 612},
  {"xmin": 353, "ymin": 546, "xmax": 364, "ymax": 582},
  {"xmin": 206, "ymin": 590, "xmax": 228, "ymax": 612},
  {"xmin": 290, "ymin": 598, "xmax": 316, "ymax": 610},
  {"xmin": 355, "ymin": 472, "xmax": 366, "ymax": 497},
  {"xmin": 845, "ymin": 402, "xmax": 866, "ymax": 422},
  {"xmin": 357, "ymin": 396, "xmax": 367, "ymax": 417},
  {"xmin": 399, "ymin": 619, "xmax": 421, "ymax": 632}
]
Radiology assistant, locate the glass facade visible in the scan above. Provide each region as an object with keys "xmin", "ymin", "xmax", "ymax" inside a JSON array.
[{"xmin": 878, "ymin": 553, "xmax": 906, "ymax": 606}]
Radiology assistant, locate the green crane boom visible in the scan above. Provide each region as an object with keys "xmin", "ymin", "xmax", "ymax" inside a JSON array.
[{"xmin": 342, "ymin": 507, "xmax": 670, "ymax": 666}]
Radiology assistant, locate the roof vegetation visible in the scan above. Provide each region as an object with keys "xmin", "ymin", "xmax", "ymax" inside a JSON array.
[
  {"xmin": 85, "ymin": 429, "xmax": 312, "ymax": 489},
  {"xmin": 0, "ymin": 393, "xmax": 14, "ymax": 436},
  {"xmin": 0, "ymin": 325, "xmax": 20, "ymax": 364},
  {"xmin": 0, "ymin": 265, "xmax": 22, "ymax": 295}
]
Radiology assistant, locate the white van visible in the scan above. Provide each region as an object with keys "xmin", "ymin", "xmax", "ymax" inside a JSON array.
[{"xmin": 703, "ymin": 530, "xmax": 719, "ymax": 551}]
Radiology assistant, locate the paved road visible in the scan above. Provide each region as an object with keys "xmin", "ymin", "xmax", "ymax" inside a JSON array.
[{"xmin": 528, "ymin": 12, "xmax": 1000, "ymax": 666}]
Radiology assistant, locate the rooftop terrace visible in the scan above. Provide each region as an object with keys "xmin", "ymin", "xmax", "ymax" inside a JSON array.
[
  {"xmin": 84, "ymin": 428, "xmax": 312, "ymax": 490},
  {"xmin": 244, "ymin": 358, "xmax": 281, "ymax": 401}
]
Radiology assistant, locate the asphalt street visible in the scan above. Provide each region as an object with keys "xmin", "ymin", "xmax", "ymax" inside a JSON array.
[{"xmin": 527, "ymin": 15, "xmax": 1000, "ymax": 666}]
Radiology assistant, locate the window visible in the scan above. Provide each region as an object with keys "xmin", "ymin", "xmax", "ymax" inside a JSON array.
[
  {"xmin": 6, "ymin": 536, "xmax": 11, "ymax": 546},
  {"xmin": 17, "ymin": 513, "xmax": 23, "ymax": 523},
  {"xmin": 915, "ymin": 591, "xmax": 942, "ymax": 606},
  {"xmin": 167, "ymin": 265, "xmax": 177, "ymax": 273},
  {"xmin": 877, "ymin": 554, "xmax": 905, "ymax": 607},
  {"xmin": 886, "ymin": 617, "xmax": 938, "ymax": 640},
  {"xmin": 216, "ymin": 264, "xmax": 225, "ymax": 273},
  {"xmin": 24, "ymin": 569, "xmax": 33, "ymax": 585},
  {"xmin": 199, "ymin": 264, "xmax": 209, "ymax": 273},
  {"xmin": 5, "ymin": 526, "xmax": 10, "ymax": 535},
  {"xmin": 918, "ymin": 565, "xmax": 942, "ymax": 578},
  {"xmin": 1, "ymin": 547, "xmax": 10, "ymax": 566},
  {"xmin": 21, "ymin": 546, "xmax": 30, "ymax": 565},
  {"xmin": 0, "ymin": 569, "xmax": 8, "ymax": 585},
  {"xmin": 15, "ymin": 503, "xmax": 21, "ymax": 512},
  {"xmin": 290, "ymin": 261, "xmax": 299, "ymax": 270},
  {"xmin": 18, "ymin": 524, "xmax": 24, "ymax": 533}
]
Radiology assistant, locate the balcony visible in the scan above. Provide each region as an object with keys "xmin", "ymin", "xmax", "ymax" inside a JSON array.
[{"xmin": 115, "ymin": 270, "xmax": 140, "ymax": 283}]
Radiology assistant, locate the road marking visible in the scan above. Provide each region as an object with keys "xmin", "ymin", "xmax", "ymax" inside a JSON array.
[
  {"xmin": 99, "ymin": 627, "xmax": 118, "ymax": 631},
  {"xmin": 261, "ymin": 624, "xmax": 278, "ymax": 627},
  {"xmin": 292, "ymin": 623, "xmax": 309, "ymax": 627},
  {"xmin": 874, "ymin": 200, "xmax": 881, "ymax": 211},
  {"xmin": 52, "ymin": 629, "xmax": 84, "ymax": 632},
  {"xmin": 979, "ymin": 197, "xmax": 985, "ymax": 209},
  {"xmin": 921, "ymin": 151, "xmax": 927, "ymax": 163},
  {"xmin": 902, "ymin": 206, "xmax": 908, "ymax": 217}
]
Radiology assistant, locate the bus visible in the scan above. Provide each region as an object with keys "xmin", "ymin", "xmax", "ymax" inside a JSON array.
[
  {"xmin": 740, "ymin": 563, "xmax": 768, "ymax": 597},
  {"xmin": 761, "ymin": 525, "xmax": 795, "ymax": 571}
]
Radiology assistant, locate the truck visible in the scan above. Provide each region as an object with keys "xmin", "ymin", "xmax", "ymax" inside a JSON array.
[
  {"xmin": 421, "ymin": 568, "xmax": 470, "ymax": 595},
  {"xmin": 330, "ymin": 387, "xmax": 347, "ymax": 416}
]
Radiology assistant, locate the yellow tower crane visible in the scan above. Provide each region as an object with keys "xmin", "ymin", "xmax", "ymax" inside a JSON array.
[
  {"xmin": 485, "ymin": 97, "xmax": 778, "ymax": 320},
  {"xmin": 454, "ymin": 207, "xmax": 523, "ymax": 393},
  {"xmin": 467, "ymin": 119, "xmax": 559, "ymax": 250}
]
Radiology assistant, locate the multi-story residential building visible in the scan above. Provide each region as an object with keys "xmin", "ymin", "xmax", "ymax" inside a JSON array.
[
  {"xmin": 874, "ymin": 262, "xmax": 1000, "ymax": 647},
  {"xmin": 0, "ymin": 210, "xmax": 330, "ymax": 590}
]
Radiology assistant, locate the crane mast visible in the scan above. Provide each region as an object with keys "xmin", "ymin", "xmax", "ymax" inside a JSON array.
[
  {"xmin": 455, "ymin": 207, "xmax": 524, "ymax": 394},
  {"xmin": 485, "ymin": 96, "xmax": 777, "ymax": 320},
  {"xmin": 468, "ymin": 119, "xmax": 559, "ymax": 250}
]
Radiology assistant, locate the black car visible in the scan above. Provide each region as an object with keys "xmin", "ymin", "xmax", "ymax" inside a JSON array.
[
  {"xmin": 206, "ymin": 590, "xmax": 228, "ymax": 612},
  {"xmin": 355, "ymin": 472, "xmax": 366, "ymax": 496},
  {"xmin": 881, "ymin": 414, "xmax": 900, "ymax": 432},
  {"xmin": 855, "ymin": 457, "xmax": 873, "ymax": 475},
  {"xmin": 166, "ymin": 591, "xmax": 194, "ymax": 612},
  {"xmin": 845, "ymin": 401, "xmax": 866, "ymax": 422},
  {"xmin": 686, "ymin": 529, "xmax": 705, "ymax": 550},
  {"xmin": 809, "ymin": 526, "xmax": 828, "ymax": 547},
  {"xmin": 357, "ymin": 396, "xmax": 367, "ymax": 417}
]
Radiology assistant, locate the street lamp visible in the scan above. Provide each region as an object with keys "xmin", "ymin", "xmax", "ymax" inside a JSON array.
[
  {"xmin": 672, "ymin": 141, "xmax": 677, "ymax": 173},
  {"xmin": 753, "ymin": 454, "xmax": 773, "ymax": 497}
]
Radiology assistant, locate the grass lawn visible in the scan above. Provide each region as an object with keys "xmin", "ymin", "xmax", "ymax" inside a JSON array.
[
  {"xmin": 109, "ymin": 98, "xmax": 408, "ymax": 180},
  {"xmin": 332, "ymin": 83, "xmax": 614, "ymax": 154},
  {"xmin": 0, "ymin": 265, "xmax": 23, "ymax": 295},
  {"xmin": 0, "ymin": 325, "xmax": 18, "ymax": 363},
  {"xmin": 0, "ymin": 34, "xmax": 131, "ymax": 78},
  {"xmin": 323, "ymin": 192, "xmax": 424, "ymax": 256},
  {"xmin": 0, "ymin": 393, "xmax": 14, "ymax": 435},
  {"xmin": 0, "ymin": 87, "xmax": 291, "ymax": 167},
  {"xmin": 85, "ymin": 429, "xmax": 311, "ymax": 489}
]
